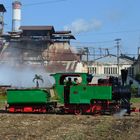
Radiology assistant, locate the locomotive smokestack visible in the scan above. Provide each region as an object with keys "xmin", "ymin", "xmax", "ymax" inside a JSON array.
[
  {"xmin": 12, "ymin": 0, "xmax": 21, "ymax": 32},
  {"xmin": 121, "ymin": 69, "xmax": 128, "ymax": 86}
]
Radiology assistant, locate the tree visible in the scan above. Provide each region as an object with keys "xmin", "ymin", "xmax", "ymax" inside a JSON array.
[
  {"xmin": 135, "ymin": 73, "xmax": 140, "ymax": 83},
  {"xmin": 33, "ymin": 74, "xmax": 44, "ymax": 88}
]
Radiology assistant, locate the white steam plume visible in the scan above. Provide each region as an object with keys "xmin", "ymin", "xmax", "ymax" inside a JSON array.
[
  {"xmin": 0, "ymin": 64, "xmax": 55, "ymax": 88},
  {"xmin": 114, "ymin": 109, "xmax": 127, "ymax": 117},
  {"xmin": 64, "ymin": 18, "xmax": 102, "ymax": 34}
]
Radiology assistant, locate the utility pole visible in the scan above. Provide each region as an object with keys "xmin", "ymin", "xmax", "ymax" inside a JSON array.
[
  {"xmin": 93, "ymin": 48, "xmax": 95, "ymax": 61},
  {"xmin": 84, "ymin": 47, "xmax": 89, "ymax": 64},
  {"xmin": 138, "ymin": 47, "xmax": 140, "ymax": 56},
  {"xmin": 84, "ymin": 47, "xmax": 89, "ymax": 73},
  {"xmin": 115, "ymin": 38, "xmax": 121, "ymax": 77},
  {"xmin": 99, "ymin": 48, "xmax": 102, "ymax": 57}
]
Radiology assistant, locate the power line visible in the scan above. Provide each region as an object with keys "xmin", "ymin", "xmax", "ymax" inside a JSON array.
[
  {"xmin": 0, "ymin": 46, "xmax": 138, "ymax": 65},
  {"xmin": 75, "ymin": 29, "xmax": 140, "ymax": 36},
  {"xmin": 23, "ymin": 0, "xmax": 67, "ymax": 6},
  {"xmin": 2, "ymin": 45, "xmax": 138, "ymax": 57},
  {"xmin": 5, "ymin": 0, "xmax": 68, "ymax": 8},
  {"xmin": 71, "ymin": 40, "xmax": 114, "ymax": 44}
]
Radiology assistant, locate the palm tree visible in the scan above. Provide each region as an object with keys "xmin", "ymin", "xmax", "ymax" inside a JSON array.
[{"xmin": 33, "ymin": 74, "xmax": 44, "ymax": 88}]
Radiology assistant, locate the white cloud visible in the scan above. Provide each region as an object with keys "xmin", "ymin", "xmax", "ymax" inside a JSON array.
[{"xmin": 64, "ymin": 18, "xmax": 102, "ymax": 34}]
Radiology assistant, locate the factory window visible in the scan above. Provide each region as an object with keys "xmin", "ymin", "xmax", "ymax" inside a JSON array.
[
  {"xmin": 88, "ymin": 67, "xmax": 91, "ymax": 74},
  {"xmin": 111, "ymin": 68, "xmax": 114, "ymax": 74},
  {"xmin": 104, "ymin": 67, "xmax": 118, "ymax": 74},
  {"xmin": 112, "ymin": 67, "xmax": 115, "ymax": 74},
  {"xmin": 128, "ymin": 67, "xmax": 133, "ymax": 76},
  {"xmin": 104, "ymin": 67, "xmax": 107, "ymax": 74},
  {"xmin": 104, "ymin": 68, "xmax": 106, "ymax": 74},
  {"xmin": 108, "ymin": 68, "xmax": 110, "ymax": 74},
  {"xmin": 93, "ymin": 67, "xmax": 97, "ymax": 74},
  {"xmin": 88, "ymin": 67, "xmax": 91, "ymax": 73},
  {"xmin": 105, "ymin": 68, "xmax": 107, "ymax": 74},
  {"xmin": 114, "ymin": 68, "xmax": 116, "ymax": 74},
  {"xmin": 88, "ymin": 67, "xmax": 96, "ymax": 74},
  {"xmin": 115, "ymin": 68, "xmax": 117, "ymax": 74},
  {"xmin": 106, "ymin": 68, "xmax": 108, "ymax": 74}
]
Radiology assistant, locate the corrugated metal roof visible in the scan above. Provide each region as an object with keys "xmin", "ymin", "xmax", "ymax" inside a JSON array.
[
  {"xmin": 46, "ymin": 61, "xmax": 78, "ymax": 73},
  {"xmin": 95, "ymin": 54, "xmax": 133, "ymax": 65},
  {"xmin": 52, "ymin": 34, "xmax": 75, "ymax": 40},
  {"xmin": 43, "ymin": 43, "xmax": 80, "ymax": 61},
  {"xmin": 20, "ymin": 26, "xmax": 55, "ymax": 32},
  {"xmin": 55, "ymin": 31, "xmax": 71, "ymax": 34}
]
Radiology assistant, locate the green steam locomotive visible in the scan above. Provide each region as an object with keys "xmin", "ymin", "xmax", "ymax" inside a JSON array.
[{"xmin": 6, "ymin": 71, "xmax": 132, "ymax": 115}]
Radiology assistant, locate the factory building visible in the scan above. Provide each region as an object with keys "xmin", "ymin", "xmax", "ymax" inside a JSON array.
[
  {"xmin": 133, "ymin": 56, "xmax": 140, "ymax": 77},
  {"xmin": 88, "ymin": 54, "xmax": 134, "ymax": 77},
  {"xmin": 0, "ymin": 24, "xmax": 85, "ymax": 72},
  {"xmin": 0, "ymin": 2, "xmax": 88, "ymax": 73}
]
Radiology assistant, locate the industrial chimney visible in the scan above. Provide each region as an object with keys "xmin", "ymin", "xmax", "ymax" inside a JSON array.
[{"xmin": 12, "ymin": 0, "xmax": 21, "ymax": 32}]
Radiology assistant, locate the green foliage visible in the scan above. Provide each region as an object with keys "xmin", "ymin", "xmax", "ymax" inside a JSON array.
[
  {"xmin": 131, "ymin": 98, "xmax": 140, "ymax": 103},
  {"xmin": 131, "ymin": 86, "xmax": 138, "ymax": 97},
  {"xmin": 0, "ymin": 95, "xmax": 6, "ymax": 100},
  {"xmin": 135, "ymin": 73, "xmax": 140, "ymax": 82},
  {"xmin": 0, "ymin": 92, "xmax": 7, "ymax": 108},
  {"xmin": 33, "ymin": 74, "xmax": 44, "ymax": 88},
  {"xmin": 0, "ymin": 88, "xmax": 7, "ymax": 96}
]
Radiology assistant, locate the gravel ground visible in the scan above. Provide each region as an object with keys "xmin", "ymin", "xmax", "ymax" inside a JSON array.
[
  {"xmin": 0, "ymin": 102, "xmax": 139, "ymax": 140},
  {"xmin": 0, "ymin": 111, "xmax": 139, "ymax": 140}
]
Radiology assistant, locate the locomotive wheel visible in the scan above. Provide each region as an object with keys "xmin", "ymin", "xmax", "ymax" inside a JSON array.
[{"xmin": 74, "ymin": 108, "xmax": 82, "ymax": 115}]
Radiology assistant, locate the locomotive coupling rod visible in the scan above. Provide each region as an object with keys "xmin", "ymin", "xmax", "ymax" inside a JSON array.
[{"xmin": 131, "ymin": 107, "xmax": 140, "ymax": 112}]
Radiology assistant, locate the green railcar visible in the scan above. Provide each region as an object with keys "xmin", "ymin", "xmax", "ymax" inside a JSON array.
[{"xmin": 7, "ymin": 89, "xmax": 50, "ymax": 105}]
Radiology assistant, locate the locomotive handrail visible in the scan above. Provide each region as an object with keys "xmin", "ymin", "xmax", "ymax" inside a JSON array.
[{"xmin": 88, "ymin": 84, "xmax": 112, "ymax": 86}]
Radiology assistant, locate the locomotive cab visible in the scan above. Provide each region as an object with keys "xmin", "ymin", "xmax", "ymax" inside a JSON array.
[{"xmin": 51, "ymin": 73, "xmax": 89, "ymax": 104}]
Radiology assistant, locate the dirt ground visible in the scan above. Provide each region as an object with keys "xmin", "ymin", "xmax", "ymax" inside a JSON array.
[{"xmin": 0, "ymin": 103, "xmax": 139, "ymax": 140}]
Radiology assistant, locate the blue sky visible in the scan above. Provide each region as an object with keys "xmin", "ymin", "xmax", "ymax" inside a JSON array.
[{"xmin": 1, "ymin": 0, "xmax": 140, "ymax": 57}]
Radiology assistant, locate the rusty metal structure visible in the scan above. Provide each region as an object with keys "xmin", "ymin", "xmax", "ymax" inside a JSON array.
[
  {"xmin": 0, "ymin": 4, "xmax": 6, "ymax": 35},
  {"xmin": 0, "ymin": 25, "xmax": 81, "ymax": 72}
]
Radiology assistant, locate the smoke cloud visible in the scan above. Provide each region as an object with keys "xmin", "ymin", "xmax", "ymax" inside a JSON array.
[
  {"xmin": 64, "ymin": 18, "xmax": 102, "ymax": 34},
  {"xmin": 0, "ymin": 64, "xmax": 55, "ymax": 88},
  {"xmin": 114, "ymin": 109, "xmax": 127, "ymax": 117},
  {"xmin": 0, "ymin": 39, "xmax": 55, "ymax": 88}
]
